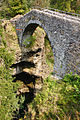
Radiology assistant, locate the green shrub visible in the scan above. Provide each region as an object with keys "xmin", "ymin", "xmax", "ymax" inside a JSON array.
[
  {"xmin": 29, "ymin": 73, "xmax": 80, "ymax": 120},
  {"xmin": 23, "ymin": 36, "xmax": 36, "ymax": 48},
  {"xmin": 0, "ymin": 0, "xmax": 29, "ymax": 18},
  {"xmin": 59, "ymin": 73, "xmax": 80, "ymax": 114}
]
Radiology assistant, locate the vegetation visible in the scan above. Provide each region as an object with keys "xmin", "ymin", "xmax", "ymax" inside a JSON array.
[
  {"xmin": 50, "ymin": 0, "xmax": 80, "ymax": 13},
  {"xmin": 23, "ymin": 36, "xmax": 36, "ymax": 48},
  {"xmin": 0, "ymin": 0, "xmax": 80, "ymax": 18},
  {"xmin": 45, "ymin": 36, "xmax": 54, "ymax": 69},
  {"xmin": 29, "ymin": 0, "xmax": 50, "ymax": 8},
  {"xmin": 0, "ymin": 22, "xmax": 21, "ymax": 120},
  {"xmin": 29, "ymin": 73, "xmax": 80, "ymax": 120},
  {"xmin": 0, "ymin": 1, "xmax": 80, "ymax": 120},
  {"xmin": 0, "ymin": 0, "xmax": 28, "ymax": 18}
]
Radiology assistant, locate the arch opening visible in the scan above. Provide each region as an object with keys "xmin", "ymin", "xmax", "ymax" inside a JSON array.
[{"xmin": 21, "ymin": 23, "xmax": 54, "ymax": 79}]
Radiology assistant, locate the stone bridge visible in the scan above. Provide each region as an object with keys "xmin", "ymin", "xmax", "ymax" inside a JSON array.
[{"xmin": 12, "ymin": 9, "xmax": 80, "ymax": 78}]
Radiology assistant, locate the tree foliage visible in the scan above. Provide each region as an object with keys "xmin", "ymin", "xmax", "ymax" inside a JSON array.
[
  {"xmin": 50, "ymin": 0, "xmax": 80, "ymax": 13},
  {"xmin": 0, "ymin": 0, "xmax": 80, "ymax": 18},
  {"xmin": 29, "ymin": 73, "xmax": 80, "ymax": 119},
  {"xmin": 0, "ymin": 0, "xmax": 28, "ymax": 18},
  {"xmin": 30, "ymin": 0, "xmax": 50, "ymax": 8}
]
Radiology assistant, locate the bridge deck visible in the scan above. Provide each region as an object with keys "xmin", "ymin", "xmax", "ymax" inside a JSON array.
[{"xmin": 30, "ymin": 9, "xmax": 80, "ymax": 23}]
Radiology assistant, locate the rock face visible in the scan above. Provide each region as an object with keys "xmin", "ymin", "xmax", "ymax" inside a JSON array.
[
  {"xmin": 11, "ymin": 26, "xmax": 52, "ymax": 94},
  {"xmin": 20, "ymin": 27, "xmax": 52, "ymax": 78},
  {"xmin": 10, "ymin": 26, "xmax": 49, "ymax": 96},
  {"xmin": 12, "ymin": 9, "xmax": 80, "ymax": 78}
]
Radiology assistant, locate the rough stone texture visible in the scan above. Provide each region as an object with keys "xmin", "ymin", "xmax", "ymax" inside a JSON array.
[
  {"xmin": 16, "ymin": 27, "xmax": 52, "ymax": 79},
  {"xmin": 11, "ymin": 9, "xmax": 80, "ymax": 78}
]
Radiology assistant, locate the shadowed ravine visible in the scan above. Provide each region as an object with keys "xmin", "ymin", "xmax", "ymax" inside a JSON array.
[{"xmin": 12, "ymin": 68, "xmax": 43, "ymax": 120}]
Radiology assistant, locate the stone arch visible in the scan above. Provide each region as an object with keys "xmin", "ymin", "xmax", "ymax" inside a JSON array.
[
  {"xmin": 14, "ymin": 9, "xmax": 80, "ymax": 78},
  {"xmin": 21, "ymin": 20, "xmax": 52, "ymax": 47},
  {"xmin": 16, "ymin": 18, "xmax": 67, "ymax": 78}
]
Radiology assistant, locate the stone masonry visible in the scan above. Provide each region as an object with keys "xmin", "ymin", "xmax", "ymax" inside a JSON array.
[{"xmin": 11, "ymin": 9, "xmax": 80, "ymax": 78}]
